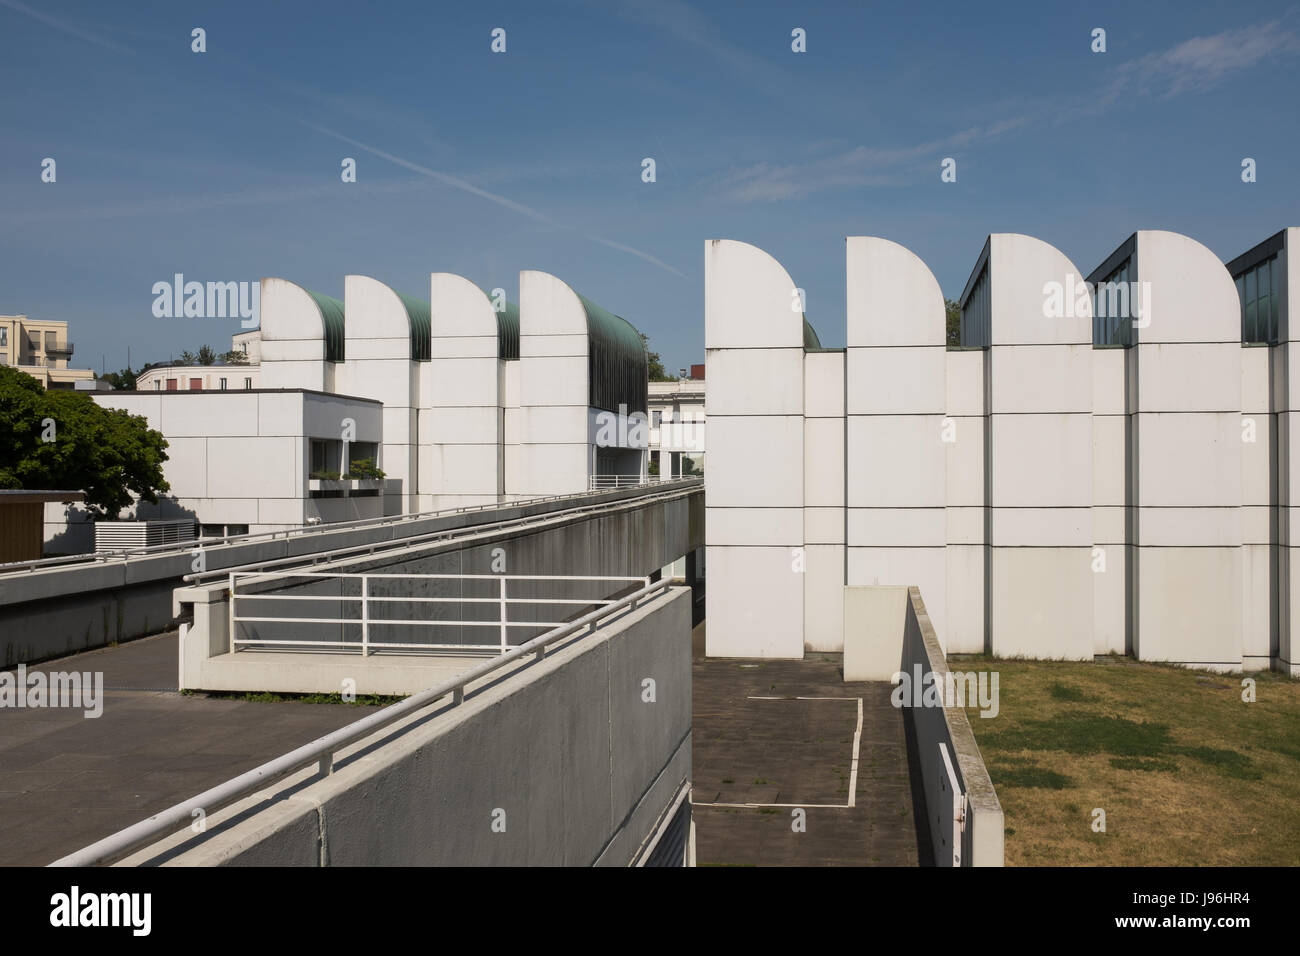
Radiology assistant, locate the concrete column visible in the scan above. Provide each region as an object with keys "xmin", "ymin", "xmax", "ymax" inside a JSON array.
[
  {"xmin": 845, "ymin": 237, "xmax": 948, "ymax": 650},
  {"xmin": 804, "ymin": 348, "xmax": 844, "ymax": 652},
  {"xmin": 945, "ymin": 349, "xmax": 985, "ymax": 654},
  {"xmin": 985, "ymin": 234, "xmax": 1093, "ymax": 660},
  {"xmin": 1281, "ymin": 229, "xmax": 1300, "ymax": 676},
  {"xmin": 1092, "ymin": 346, "xmax": 1127, "ymax": 655},
  {"xmin": 704, "ymin": 239, "xmax": 805, "ymax": 658},
  {"xmin": 1242, "ymin": 343, "xmax": 1273, "ymax": 670}
]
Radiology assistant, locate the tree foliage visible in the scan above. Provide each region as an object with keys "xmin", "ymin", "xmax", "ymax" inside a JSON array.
[
  {"xmin": 946, "ymin": 298, "xmax": 962, "ymax": 347},
  {"xmin": 103, "ymin": 367, "xmax": 138, "ymax": 390},
  {"xmin": 0, "ymin": 366, "xmax": 170, "ymax": 516},
  {"xmin": 639, "ymin": 332, "xmax": 678, "ymax": 382}
]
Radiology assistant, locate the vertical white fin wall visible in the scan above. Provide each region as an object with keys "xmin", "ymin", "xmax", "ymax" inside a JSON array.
[
  {"xmin": 1130, "ymin": 230, "xmax": 1242, "ymax": 671},
  {"xmin": 427, "ymin": 273, "xmax": 506, "ymax": 509},
  {"xmin": 704, "ymin": 239, "xmax": 806, "ymax": 658},
  {"xmin": 338, "ymin": 275, "xmax": 417, "ymax": 516},
  {"xmin": 845, "ymin": 237, "xmax": 948, "ymax": 652},
  {"xmin": 985, "ymin": 234, "xmax": 1094, "ymax": 660}
]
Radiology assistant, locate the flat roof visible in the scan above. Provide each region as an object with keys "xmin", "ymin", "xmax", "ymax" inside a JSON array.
[
  {"xmin": 0, "ymin": 490, "xmax": 84, "ymax": 503},
  {"xmin": 95, "ymin": 388, "xmax": 383, "ymax": 405},
  {"xmin": 1226, "ymin": 228, "xmax": 1286, "ymax": 278}
]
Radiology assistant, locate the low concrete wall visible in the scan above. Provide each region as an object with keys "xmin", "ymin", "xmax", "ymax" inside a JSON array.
[
  {"xmin": 0, "ymin": 482, "xmax": 702, "ymax": 667},
  {"xmin": 843, "ymin": 584, "xmax": 1003, "ymax": 867},
  {"xmin": 125, "ymin": 586, "xmax": 693, "ymax": 866}
]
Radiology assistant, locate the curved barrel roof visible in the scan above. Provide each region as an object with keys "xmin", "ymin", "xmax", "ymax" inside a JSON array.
[
  {"xmin": 397, "ymin": 291, "xmax": 432, "ymax": 361},
  {"xmin": 578, "ymin": 293, "xmax": 648, "ymax": 413},
  {"xmin": 305, "ymin": 289, "xmax": 346, "ymax": 362}
]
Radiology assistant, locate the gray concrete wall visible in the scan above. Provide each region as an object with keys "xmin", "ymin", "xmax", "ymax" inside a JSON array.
[
  {"xmin": 210, "ymin": 485, "xmax": 702, "ymax": 667},
  {"xmin": 0, "ymin": 482, "xmax": 702, "ymax": 666},
  {"xmin": 845, "ymin": 583, "xmax": 1003, "ymax": 866},
  {"xmin": 899, "ymin": 586, "xmax": 1003, "ymax": 867},
  {"xmin": 125, "ymin": 587, "xmax": 692, "ymax": 866}
]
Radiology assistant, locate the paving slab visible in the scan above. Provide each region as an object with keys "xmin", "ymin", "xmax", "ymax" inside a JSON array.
[
  {"xmin": 691, "ymin": 623, "xmax": 931, "ymax": 866},
  {"xmin": 0, "ymin": 632, "xmax": 393, "ymax": 865}
]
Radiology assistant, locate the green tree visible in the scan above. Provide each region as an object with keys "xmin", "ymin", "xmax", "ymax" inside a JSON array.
[
  {"xmin": 219, "ymin": 349, "xmax": 249, "ymax": 366},
  {"xmin": 103, "ymin": 367, "xmax": 138, "ymax": 390},
  {"xmin": 197, "ymin": 344, "xmax": 217, "ymax": 366},
  {"xmin": 176, "ymin": 350, "xmax": 197, "ymax": 366},
  {"xmin": 946, "ymin": 298, "xmax": 962, "ymax": 347},
  {"xmin": 0, "ymin": 366, "xmax": 170, "ymax": 516},
  {"xmin": 639, "ymin": 332, "xmax": 677, "ymax": 382}
]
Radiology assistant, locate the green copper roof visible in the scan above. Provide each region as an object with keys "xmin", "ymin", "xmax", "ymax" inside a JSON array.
[
  {"xmin": 474, "ymin": 288, "xmax": 519, "ymax": 360},
  {"xmin": 496, "ymin": 297, "xmax": 520, "ymax": 361},
  {"xmin": 396, "ymin": 291, "xmax": 431, "ymax": 361},
  {"xmin": 802, "ymin": 317, "xmax": 823, "ymax": 350},
  {"xmin": 305, "ymin": 289, "xmax": 346, "ymax": 362},
  {"xmin": 578, "ymin": 293, "xmax": 648, "ymax": 413}
]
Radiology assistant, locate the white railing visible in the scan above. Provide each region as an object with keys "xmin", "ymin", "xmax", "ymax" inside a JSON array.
[
  {"xmin": 589, "ymin": 474, "xmax": 651, "ymax": 490},
  {"xmin": 49, "ymin": 575, "xmax": 675, "ymax": 867},
  {"xmin": 229, "ymin": 571, "xmax": 650, "ymax": 655}
]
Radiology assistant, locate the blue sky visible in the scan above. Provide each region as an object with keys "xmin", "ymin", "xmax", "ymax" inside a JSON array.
[{"xmin": 2, "ymin": 0, "xmax": 1298, "ymax": 372}]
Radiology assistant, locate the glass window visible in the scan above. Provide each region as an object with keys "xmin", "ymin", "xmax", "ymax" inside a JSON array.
[
  {"xmin": 1257, "ymin": 260, "xmax": 1271, "ymax": 343},
  {"xmin": 1235, "ymin": 253, "xmax": 1281, "ymax": 344},
  {"xmin": 0, "ymin": 327, "xmax": 7, "ymax": 347},
  {"xmin": 1271, "ymin": 259, "xmax": 1281, "ymax": 340},
  {"xmin": 219, "ymin": 378, "xmax": 227, "ymax": 390},
  {"xmin": 244, "ymin": 377, "xmax": 252, "ymax": 389},
  {"xmin": 1092, "ymin": 257, "xmax": 1134, "ymax": 346},
  {"xmin": 189, "ymin": 378, "xmax": 202, "ymax": 390}
]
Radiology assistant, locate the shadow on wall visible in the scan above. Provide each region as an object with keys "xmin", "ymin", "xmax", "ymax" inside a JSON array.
[
  {"xmin": 42, "ymin": 503, "xmax": 94, "ymax": 556},
  {"xmin": 44, "ymin": 500, "xmax": 203, "ymax": 556}
]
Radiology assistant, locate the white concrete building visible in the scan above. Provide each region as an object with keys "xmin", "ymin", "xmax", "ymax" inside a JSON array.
[
  {"xmin": 648, "ymin": 377, "xmax": 705, "ymax": 480},
  {"xmin": 72, "ymin": 271, "xmax": 652, "ymax": 547},
  {"xmin": 91, "ymin": 388, "xmax": 384, "ymax": 536},
  {"xmin": 705, "ymin": 229, "xmax": 1299, "ymax": 677},
  {"xmin": 135, "ymin": 364, "xmax": 259, "ymax": 392}
]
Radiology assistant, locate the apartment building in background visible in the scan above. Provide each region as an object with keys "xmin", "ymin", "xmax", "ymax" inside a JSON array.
[
  {"xmin": 648, "ymin": 366, "xmax": 705, "ymax": 479},
  {"xmin": 0, "ymin": 315, "xmax": 96, "ymax": 389}
]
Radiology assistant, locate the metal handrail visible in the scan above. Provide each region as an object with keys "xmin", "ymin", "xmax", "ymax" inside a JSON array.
[
  {"xmin": 48, "ymin": 576, "xmax": 675, "ymax": 868},
  {"xmin": 0, "ymin": 479, "xmax": 703, "ymax": 576},
  {"xmin": 179, "ymin": 479, "xmax": 702, "ymax": 585},
  {"xmin": 229, "ymin": 571, "xmax": 649, "ymax": 655},
  {"xmin": 588, "ymin": 475, "xmax": 652, "ymax": 490}
]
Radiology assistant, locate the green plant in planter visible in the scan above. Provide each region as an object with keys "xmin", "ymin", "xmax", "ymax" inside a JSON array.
[
  {"xmin": 310, "ymin": 469, "xmax": 341, "ymax": 481},
  {"xmin": 344, "ymin": 458, "xmax": 386, "ymax": 481}
]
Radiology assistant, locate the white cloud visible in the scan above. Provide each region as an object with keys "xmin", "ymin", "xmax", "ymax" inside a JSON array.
[
  {"xmin": 0, "ymin": 0, "xmax": 134, "ymax": 55},
  {"xmin": 1112, "ymin": 20, "xmax": 1300, "ymax": 99},
  {"xmin": 718, "ymin": 118, "xmax": 1029, "ymax": 202}
]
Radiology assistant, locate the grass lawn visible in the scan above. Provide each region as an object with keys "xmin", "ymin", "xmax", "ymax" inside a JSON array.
[{"xmin": 954, "ymin": 654, "xmax": 1300, "ymax": 866}]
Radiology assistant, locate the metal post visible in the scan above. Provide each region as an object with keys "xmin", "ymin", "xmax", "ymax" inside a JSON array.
[
  {"xmin": 361, "ymin": 575, "xmax": 369, "ymax": 657},
  {"xmin": 228, "ymin": 573, "xmax": 236, "ymax": 654},
  {"xmin": 499, "ymin": 576, "xmax": 508, "ymax": 654}
]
